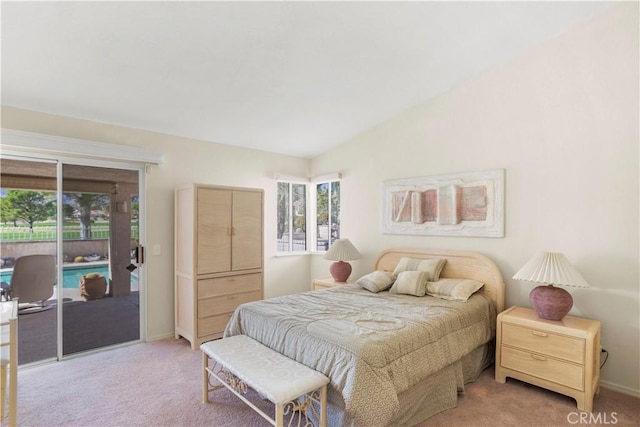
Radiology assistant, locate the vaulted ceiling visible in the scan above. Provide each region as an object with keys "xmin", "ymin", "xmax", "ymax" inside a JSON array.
[{"xmin": 1, "ymin": 1, "xmax": 613, "ymax": 158}]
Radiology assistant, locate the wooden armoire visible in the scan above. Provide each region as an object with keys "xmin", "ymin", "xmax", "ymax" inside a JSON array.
[{"xmin": 174, "ymin": 184, "xmax": 263, "ymax": 349}]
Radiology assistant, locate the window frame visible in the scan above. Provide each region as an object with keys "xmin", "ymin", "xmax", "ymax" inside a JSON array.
[
  {"xmin": 276, "ymin": 178, "xmax": 309, "ymax": 254},
  {"xmin": 276, "ymin": 172, "xmax": 342, "ymax": 256}
]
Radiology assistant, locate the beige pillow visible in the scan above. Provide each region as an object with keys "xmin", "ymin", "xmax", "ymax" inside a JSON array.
[
  {"xmin": 356, "ymin": 271, "xmax": 396, "ymax": 293},
  {"xmin": 389, "ymin": 271, "xmax": 429, "ymax": 296},
  {"xmin": 426, "ymin": 278, "xmax": 484, "ymax": 302},
  {"xmin": 392, "ymin": 257, "xmax": 447, "ymax": 281}
]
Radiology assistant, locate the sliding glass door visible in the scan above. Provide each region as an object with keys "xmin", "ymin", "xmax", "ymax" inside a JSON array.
[
  {"xmin": 61, "ymin": 164, "xmax": 141, "ymax": 356},
  {"xmin": 0, "ymin": 157, "xmax": 59, "ymax": 364}
]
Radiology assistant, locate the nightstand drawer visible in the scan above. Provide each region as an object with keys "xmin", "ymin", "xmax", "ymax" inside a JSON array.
[
  {"xmin": 502, "ymin": 346, "xmax": 584, "ymax": 391},
  {"xmin": 502, "ymin": 323, "xmax": 584, "ymax": 364}
]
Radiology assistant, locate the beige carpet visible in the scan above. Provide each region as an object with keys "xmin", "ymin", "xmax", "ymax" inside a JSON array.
[{"xmin": 16, "ymin": 338, "xmax": 639, "ymax": 427}]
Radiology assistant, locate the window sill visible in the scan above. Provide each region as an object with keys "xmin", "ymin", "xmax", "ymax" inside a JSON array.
[
  {"xmin": 275, "ymin": 251, "xmax": 310, "ymax": 257},
  {"xmin": 274, "ymin": 251, "xmax": 328, "ymax": 257}
]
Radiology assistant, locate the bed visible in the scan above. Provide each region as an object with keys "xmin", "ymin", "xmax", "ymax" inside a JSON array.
[{"xmin": 224, "ymin": 248, "xmax": 505, "ymax": 426}]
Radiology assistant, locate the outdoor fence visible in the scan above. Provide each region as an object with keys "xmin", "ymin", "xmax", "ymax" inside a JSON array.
[
  {"xmin": 277, "ymin": 233, "xmax": 308, "ymax": 252},
  {"xmin": 0, "ymin": 224, "xmax": 139, "ymax": 242},
  {"xmin": 276, "ymin": 233, "xmax": 335, "ymax": 252}
]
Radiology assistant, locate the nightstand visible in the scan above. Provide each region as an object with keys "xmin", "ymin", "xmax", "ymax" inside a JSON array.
[
  {"xmin": 495, "ymin": 306, "xmax": 601, "ymax": 412},
  {"xmin": 312, "ymin": 277, "xmax": 353, "ymax": 290}
]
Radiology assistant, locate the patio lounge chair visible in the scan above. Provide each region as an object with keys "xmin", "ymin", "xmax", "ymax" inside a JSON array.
[{"xmin": 0, "ymin": 255, "xmax": 56, "ymax": 310}]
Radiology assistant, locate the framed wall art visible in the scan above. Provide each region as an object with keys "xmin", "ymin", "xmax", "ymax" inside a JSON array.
[{"xmin": 381, "ymin": 169, "xmax": 505, "ymax": 237}]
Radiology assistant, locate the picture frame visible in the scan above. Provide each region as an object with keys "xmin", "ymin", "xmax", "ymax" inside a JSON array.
[{"xmin": 381, "ymin": 169, "xmax": 505, "ymax": 237}]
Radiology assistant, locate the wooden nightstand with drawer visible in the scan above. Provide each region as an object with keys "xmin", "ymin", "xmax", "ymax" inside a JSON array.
[{"xmin": 495, "ymin": 306, "xmax": 601, "ymax": 412}]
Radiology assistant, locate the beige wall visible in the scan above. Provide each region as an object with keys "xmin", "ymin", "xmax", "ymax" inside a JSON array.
[
  {"xmin": 311, "ymin": 3, "xmax": 639, "ymax": 395},
  {"xmin": 1, "ymin": 2, "xmax": 637, "ymax": 396}
]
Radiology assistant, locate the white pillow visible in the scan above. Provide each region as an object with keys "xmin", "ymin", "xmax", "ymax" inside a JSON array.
[
  {"xmin": 426, "ymin": 278, "xmax": 485, "ymax": 301},
  {"xmin": 392, "ymin": 257, "xmax": 447, "ymax": 281},
  {"xmin": 356, "ymin": 271, "xmax": 396, "ymax": 293},
  {"xmin": 389, "ymin": 271, "xmax": 429, "ymax": 297}
]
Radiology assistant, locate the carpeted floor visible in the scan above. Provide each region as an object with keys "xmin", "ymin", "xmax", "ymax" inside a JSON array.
[
  {"xmin": 15, "ymin": 337, "xmax": 640, "ymax": 427},
  {"xmin": 17, "ymin": 292, "xmax": 139, "ymax": 365}
]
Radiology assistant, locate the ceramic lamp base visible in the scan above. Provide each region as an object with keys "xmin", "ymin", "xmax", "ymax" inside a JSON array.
[
  {"xmin": 529, "ymin": 284, "xmax": 573, "ymax": 321},
  {"xmin": 329, "ymin": 261, "xmax": 352, "ymax": 282}
]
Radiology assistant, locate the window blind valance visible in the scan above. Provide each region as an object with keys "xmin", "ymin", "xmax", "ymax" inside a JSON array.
[{"xmin": 1, "ymin": 129, "xmax": 164, "ymax": 165}]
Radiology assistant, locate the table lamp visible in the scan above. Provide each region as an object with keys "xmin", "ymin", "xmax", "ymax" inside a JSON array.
[
  {"xmin": 323, "ymin": 238, "xmax": 361, "ymax": 282},
  {"xmin": 512, "ymin": 252, "xmax": 589, "ymax": 321}
]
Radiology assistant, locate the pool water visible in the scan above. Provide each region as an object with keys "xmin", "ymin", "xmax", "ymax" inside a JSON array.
[{"xmin": 0, "ymin": 264, "xmax": 137, "ymax": 289}]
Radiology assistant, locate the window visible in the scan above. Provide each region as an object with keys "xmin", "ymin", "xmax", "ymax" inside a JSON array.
[
  {"xmin": 315, "ymin": 180, "xmax": 340, "ymax": 251},
  {"xmin": 277, "ymin": 181, "xmax": 307, "ymax": 252},
  {"xmin": 276, "ymin": 175, "xmax": 341, "ymax": 254}
]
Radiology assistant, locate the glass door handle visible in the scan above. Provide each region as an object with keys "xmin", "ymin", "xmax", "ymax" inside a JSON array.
[{"xmin": 134, "ymin": 245, "xmax": 145, "ymax": 264}]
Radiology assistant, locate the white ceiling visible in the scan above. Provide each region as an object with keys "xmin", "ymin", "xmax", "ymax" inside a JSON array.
[{"xmin": 1, "ymin": 1, "xmax": 614, "ymax": 159}]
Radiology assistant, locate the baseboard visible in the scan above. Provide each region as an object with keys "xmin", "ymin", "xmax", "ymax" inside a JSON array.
[
  {"xmin": 600, "ymin": 380, "xmax": 640, "ymax": 398},
  {"xmin": 146, "ymin": 332, "xmax": 176, "ymax": 342}
]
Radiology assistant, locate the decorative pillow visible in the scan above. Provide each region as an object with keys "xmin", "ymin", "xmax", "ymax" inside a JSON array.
[
  {"xmin": 388, "ymin": 271, "xmax": 429, "ymax": 296},
  {"xmin": 426, "ymin": 278, "xmax": 485, "ymax": 302},
  {"xmin": 392, "ymin": 257, "xmax": 447, "ymax": 281},
  {"xmin": 356, "ymin": 271, "xmax": 396, "ymax": 293}
]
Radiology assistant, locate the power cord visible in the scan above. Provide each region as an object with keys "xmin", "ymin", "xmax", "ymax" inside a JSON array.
[{"xmin": 600, "ymin": 348, "xmax": 609, "ymax": 369}]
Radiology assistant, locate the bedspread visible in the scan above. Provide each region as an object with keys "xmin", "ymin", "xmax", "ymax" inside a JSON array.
[{"xmin": 224, "ymin": 285, "xmax": 496, "ymax": 427}]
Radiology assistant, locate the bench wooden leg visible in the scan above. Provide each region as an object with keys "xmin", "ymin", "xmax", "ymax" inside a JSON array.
[
  {"xmin": 320, "ymin": 384, "xmax": 327, "ymax": 427},
  {"xmin": 202, "ymin": 352, "xmax": 209, "ymax": 403},
  {"xmin": 8, "ymin": 360, "xmax": 16, "ymax": 427},
  {"xmin": 275, "ymin": 403, "xmax": 284, "ymax": 427},
  {"xmin": 1, "ymin": 363, "xmax": 5, "ymax": 420}
]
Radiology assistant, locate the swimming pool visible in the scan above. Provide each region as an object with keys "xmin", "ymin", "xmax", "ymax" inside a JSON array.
[{"xmin": 0, "ymin": 264, "xmax": 138, "ymax": 289}]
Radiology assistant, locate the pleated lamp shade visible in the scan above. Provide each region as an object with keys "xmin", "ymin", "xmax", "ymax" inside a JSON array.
[
  {"xmin": 513, "ymin": 252, "xmax": 589, "ymax": 320},
  {"xmin": 323, "ymin": 238, "xmax": 361, "ymax": 282}
]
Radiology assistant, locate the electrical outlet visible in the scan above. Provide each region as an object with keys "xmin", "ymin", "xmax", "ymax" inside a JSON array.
[{"xmin": 152, "ymin": 244, "xmax": 161, "ymax": 256}]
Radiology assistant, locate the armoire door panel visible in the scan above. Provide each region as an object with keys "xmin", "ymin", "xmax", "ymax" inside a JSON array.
[
  {"xmin": 231, "ymin": 190, "xmax": 263, "ymax": 271},
  {"xmin": 197, "ymin": 188, "xmax": 232, "ymax": 274}
]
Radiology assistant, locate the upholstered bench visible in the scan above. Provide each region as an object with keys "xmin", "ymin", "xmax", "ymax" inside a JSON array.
[{"xmin": 201, "ymin": 335, "xmax": 329, "ymax": 427}]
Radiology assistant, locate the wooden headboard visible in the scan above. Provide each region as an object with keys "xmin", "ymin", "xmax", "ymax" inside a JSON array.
[{"xmin": 374, "ymin": 248, "xmax": 505, "ymax": 312}]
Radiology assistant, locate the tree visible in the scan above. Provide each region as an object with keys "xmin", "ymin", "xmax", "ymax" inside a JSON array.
[
  {"xmin": 65, "ymin": 193, "xmax": 110, "ymax": 240},
  {"xmin": 131, "ymin": 196, "xmax": 139, "ymax": 221},
  {"xmin": 62, "ymin": 203, "xmax": 75, "ymax": 222},
  {"xmin": 330, "ymin": 181, "xmax": 340, "ymax": 241},
  {"xmin": 316, "ymin": 181, "xmax": 340, "ymax": 244},
  {"xmin": 0, "ymin": 196, "xmax": 18, "ymax": 225},
  {"xmin": 3, "ymin": 190, "xmax": 56, "ymax": 236},
  {"xmin": 316, "ymin": 183, "xmax": 328, "ymax": 225},
  {"xmin": 277, "ymin": 182, "xmax": 288, "ymax": 239}
]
